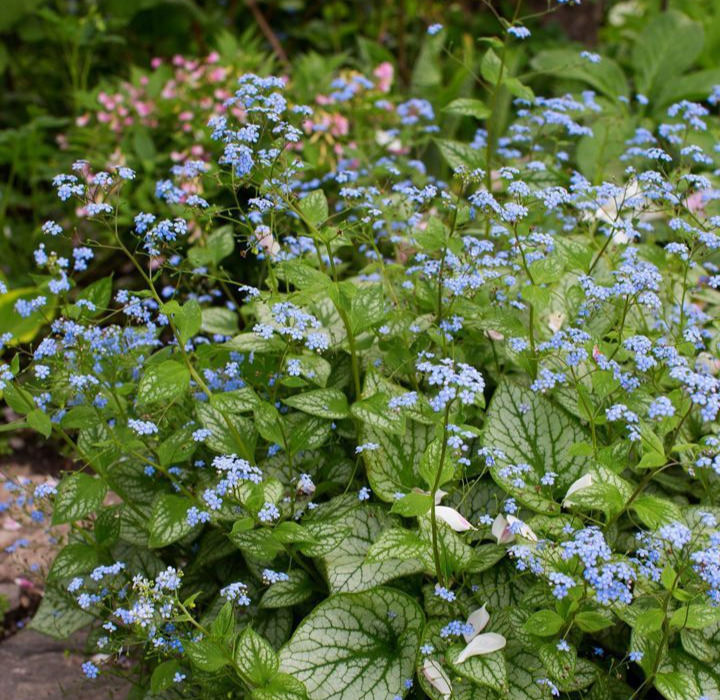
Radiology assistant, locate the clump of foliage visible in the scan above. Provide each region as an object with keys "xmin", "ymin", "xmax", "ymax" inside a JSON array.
[{"xmin": 3, "ymin": 4, "xmax": 720, "ymax": 700}]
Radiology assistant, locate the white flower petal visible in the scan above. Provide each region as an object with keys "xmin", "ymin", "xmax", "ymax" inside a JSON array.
[
  {"xmin": 434, "ymin": 489, "xmax": 448, "ymax": 505},
  {"xmin": 548, "ymin": 311, "xmax": 565, "ymax": 333},
  {"xmin": 507, "ymin": 515, "xmax": 538, "ymax": 542},
  {"xmin": 464, "ymin": 605, "xmax": 489, "ymax": 642},
  {"xmin": 422, "ymin": 658, "xmax": 452, "ymax": 698},
  {"xmin": 456, "ymin": 633, "xmax": 507, "ymax": 664},
  {"xmin": 435, "ymin": 506, "xmax": 475, "ymax": 532},
  {"xmin": 563, "ymin": 473, "xmax": 594, "ymax": 507},
  {"xmin": 492, "ymin": 514, "xmax": 514, "ymax": 544}
]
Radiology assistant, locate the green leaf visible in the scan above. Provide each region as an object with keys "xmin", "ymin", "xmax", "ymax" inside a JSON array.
[
  {"xmin": 230, "ymin": 528, "xmax": 284, "ymax": 562},
  {"xmin": 188, "ymin": 226, "xmax": 235, "ymax": 266},
  {"xmin": 361, "ymin": 419, "xmax": 434, "ymax": 500},
  {"xmin": 2, "ymin": 382, "xmax": 34, "ymax": 414},
  {"xmin": 654, "ymin": 671, "xmax": 701, "ymax": 700},
  {"xmin": 157, "ymin": 426, "xmax": 197, "ymax": 467},
  {"xmin": 299, "ymin": 190, "xmax": 329, "ymax": 226},
  {"xmin": 503, "ymin": 76, "xmax": 534, "ymax": 102},
  {"xmin": 522, "ymin": 610, "xmax": 564, "ymax": 637},
  {"xmin": 365, "ymin": 528, "xmax": 430, "ymax": 564},
  {"xmin": 538, "ymin": 641, "xmax": 576, "ymax": 684},
  {"xmin": 410, "ymin": 28, "xmax": 444, "ymax": 92},
  {"xmin": 169, "ymin": 299, "xmax": 202, "ymax": 344},
  {"xmin": 656, "ymin": 67, "xmax": 720, "ymax": 109},
  {"xmin": 390, "ymin": 492, "xmax": 433, "ymax": 517},
  {"xmin": 414, "ymin": 217, "xmax": 448, "ymax": 251},
  {"xmin": 442, "ymin": 98, "xmax": 491, "ymax": 120},
  {"xmin": 635, "ymin": 608, "xmax": 665, "ymax": 634},
  {"xmin": 26, "ymin": 408, "xmax": 52, "ymax": 438},
  {"xmin": 235, "ymin": 627, "xmax": 279, "ymax": 685},
  {"xmin": 631, "ymin": 495, "xmax": 683, "ymax": 529},
  {"xmin": 261, "ymin": 571, "xmax": 313, "ymax": 609},
  {"xmin": 666, "ymin": 650, "xmax": 720, "ymax": 698},
  {"xmin": 531, "ymin": 49, "xmax": 629, "ymax": 100},
  {"xmin": 76, "ymin": 275, "xmax": 113, "ymax": 316},
  {"xmin": 481, "ymin": 49, "xmax": 503, "ymax": 84},
  {"xmin": 196, "ymin": 401, "xmax": 255, "ymax": 459},
  {"xmin": 448, "ymin": 645, "xmax": 508, "ymax": 693},
  {"xmin": 279, "ymin": 588, "xmax": 424, "ymax": 700},
  {"xmin": 226, "ymin": 332, "xmax": 286, "ymax": 353},
  {"xmin": 252, "ymin": 673, "xmax": 308, "ymax": 700},
  {"xmin": 201, "ymin": 307, "xmax": 239, "ymax": 336},
  {"xmin": 434, "ymin": 138, "xmax": 484, "ymax": 171},
  {"xmin": 483, "ymin": 380, "xmax": 588, "ymax": 512},
  {"xmin": 272, "ymin": 521, "xmax": 317, "ymax": 545},
  {"xmin": 186, "ymin": 638, "xmax": 229, "ymax": 672},
  {"xmin": 148, "ymin": 494, "xmax": 195, "ymax": 548},
  {"xmin": 418, "ymin": 438, "xmax": 455, "ymax": 490},
  {"xmin": 504, "ymin": 646, "xmax": 547, "ymax": 699},
  {"xmin": 351, "ymin": 393, "xmax": 405, "ymax": 435},
  {"xmin": 349, "ymin": 284, "xmax": 385, "ymax": 334},
  {"xmin": 280, "ymin": 260, "xmax": 331, "ymax": 291},
  {"xmin": 52, "ymin": 473, "xmax": 107, "ymax": 525},
  {"xmin": 308, "ymin": 502, "xmax": 424, "ymax": 593},
  {"xmin": 283, "ymin": 388, "xmax": 349, "ymax": 419},
  {"xmin": 137, "ymin": 360, "xmax": 190, "ymax": 406},
  {"xmin": 47, "ymin": 543, "xmax": 99, "ymax": 581},
  {"xmin": 632, "ymin": 10, "xmax": 703, "ymax": 97},
  {"xmin": 670, "ymin": 605, "xmax": 720, "ymax": 631},
  {"xmin": 29, "ymin": 583, "xmax": 93, "ymax": 640},
  {"xmin": 0, "ymin": 285, "xmax": 55, "ymax": 344},
  {"xmin": 575, "ymin": 611, "xmax": 614, "ymax": 633},
  {"xmin": 151, "ymin": 660, "xmax": 182, "ymax": 694},
  {"xmin": 133, "ymin": 127, "xmax": 155, "ymax": 161},
  {"xmin": 255, "ymin": 401, "xmax": 285, "ymax": 445},
  {"xmin": 467, "ymin": 544, "xmax": 506, "ymax": 574}
]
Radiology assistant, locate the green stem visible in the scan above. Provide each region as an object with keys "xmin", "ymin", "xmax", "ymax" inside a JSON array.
[{"xmin": 429, "ymin": 404, "xmax": 452, "ymax": 586}]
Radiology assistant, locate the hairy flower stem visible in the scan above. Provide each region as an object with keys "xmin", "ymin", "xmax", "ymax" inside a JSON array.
[
  {"xmin": 430, "ymin": 404, "xmax": 452, "ymax": 587},
  {"xmin": 112, "ymin": 226, "xmax": 254, "ymax": 461}
]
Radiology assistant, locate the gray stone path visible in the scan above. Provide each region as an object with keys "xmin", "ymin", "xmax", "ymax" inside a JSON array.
[{"xmin": 0, "ymin": 630, "xmax": 127, "ymax": 700}]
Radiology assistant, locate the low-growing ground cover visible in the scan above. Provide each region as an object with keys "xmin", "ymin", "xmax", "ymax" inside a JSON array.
[{"xmin": 2, "ymin": 3, "xmax": 720, "ymax": 699}]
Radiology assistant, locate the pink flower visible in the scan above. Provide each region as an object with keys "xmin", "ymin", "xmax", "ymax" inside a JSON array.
[
  {"xmin": 373, "ymin": 61, "xmax": 394, "ymax": 92},
  {"xmin": 685, "ymin": 190, "xmax": 707, "ymax": 216}
]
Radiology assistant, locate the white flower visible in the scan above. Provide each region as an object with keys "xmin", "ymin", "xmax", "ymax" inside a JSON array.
[
  {"xmin": 591, "ymin": 179, "xmax": 663, "ymax": 242},
  {"xmin": 464, "ymin": 605, "xmax": 490, "ymax": 643},
  {"xmin": 507, "ymin": 515, "xmax": 538, "ymax": 542},
  {"xmin": 563, "ymin": 473, "xmax": 594, "ymax": 507},
  {"xmin": 255, "ymin": 228, "xmax": 280, "ymax": 256},
  {"xmin": 547, "ymin": 311, "xmax": 565, "ymax": 333},
  {"xmin": 435, "ymin": 505, "xmax": 475, "ymax": 532},
  {"xmin": 422, "ymin": 658, "xmax": 452, "ymax": 698},
  {"xmin": 492, "ymin": 514, "xmax": 538, "ymax": 543},
  {"xmin": 375, "ymin": 130, "xmax": 403, "ymax": 152},
  {"xmin": 455, "ymin": 605, "xmax": 507, "ymax": 664},
  {"xmin": 492, "ymin": 514, "xmax": 514, "ymax": 544},
  {"xmin": 456, "ymin": 633, "xmax": 507, "ymax": 663}
]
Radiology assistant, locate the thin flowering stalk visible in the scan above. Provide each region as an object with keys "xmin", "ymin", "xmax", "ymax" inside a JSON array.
[
  {"xmin": 174, "ymin": 597, "xmax": 255, "ymax": 689},
  {"xmin": 110, "ymin": 217, "xmax": 255, "ymax": 460},
  {"xmin": 286, "ymin": 196, "xmax": 362, "ymax": 398},
  {"xmin": 430, "ymin": 402, "xmax": 453, "ymax": 586},
  {"xmin": 630, "ymin": 566, "xmax": 684, "ymax": 700}
]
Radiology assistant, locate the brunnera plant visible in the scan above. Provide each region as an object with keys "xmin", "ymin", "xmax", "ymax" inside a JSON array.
[{"xmin": 2, "ymin": 9, "xmax": 720, "ymax": 700}]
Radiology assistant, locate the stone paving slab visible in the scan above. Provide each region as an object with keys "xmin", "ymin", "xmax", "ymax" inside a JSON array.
[{"xmin": 0, "ymin": 630, "xmax": 127, "ymax": 700}]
